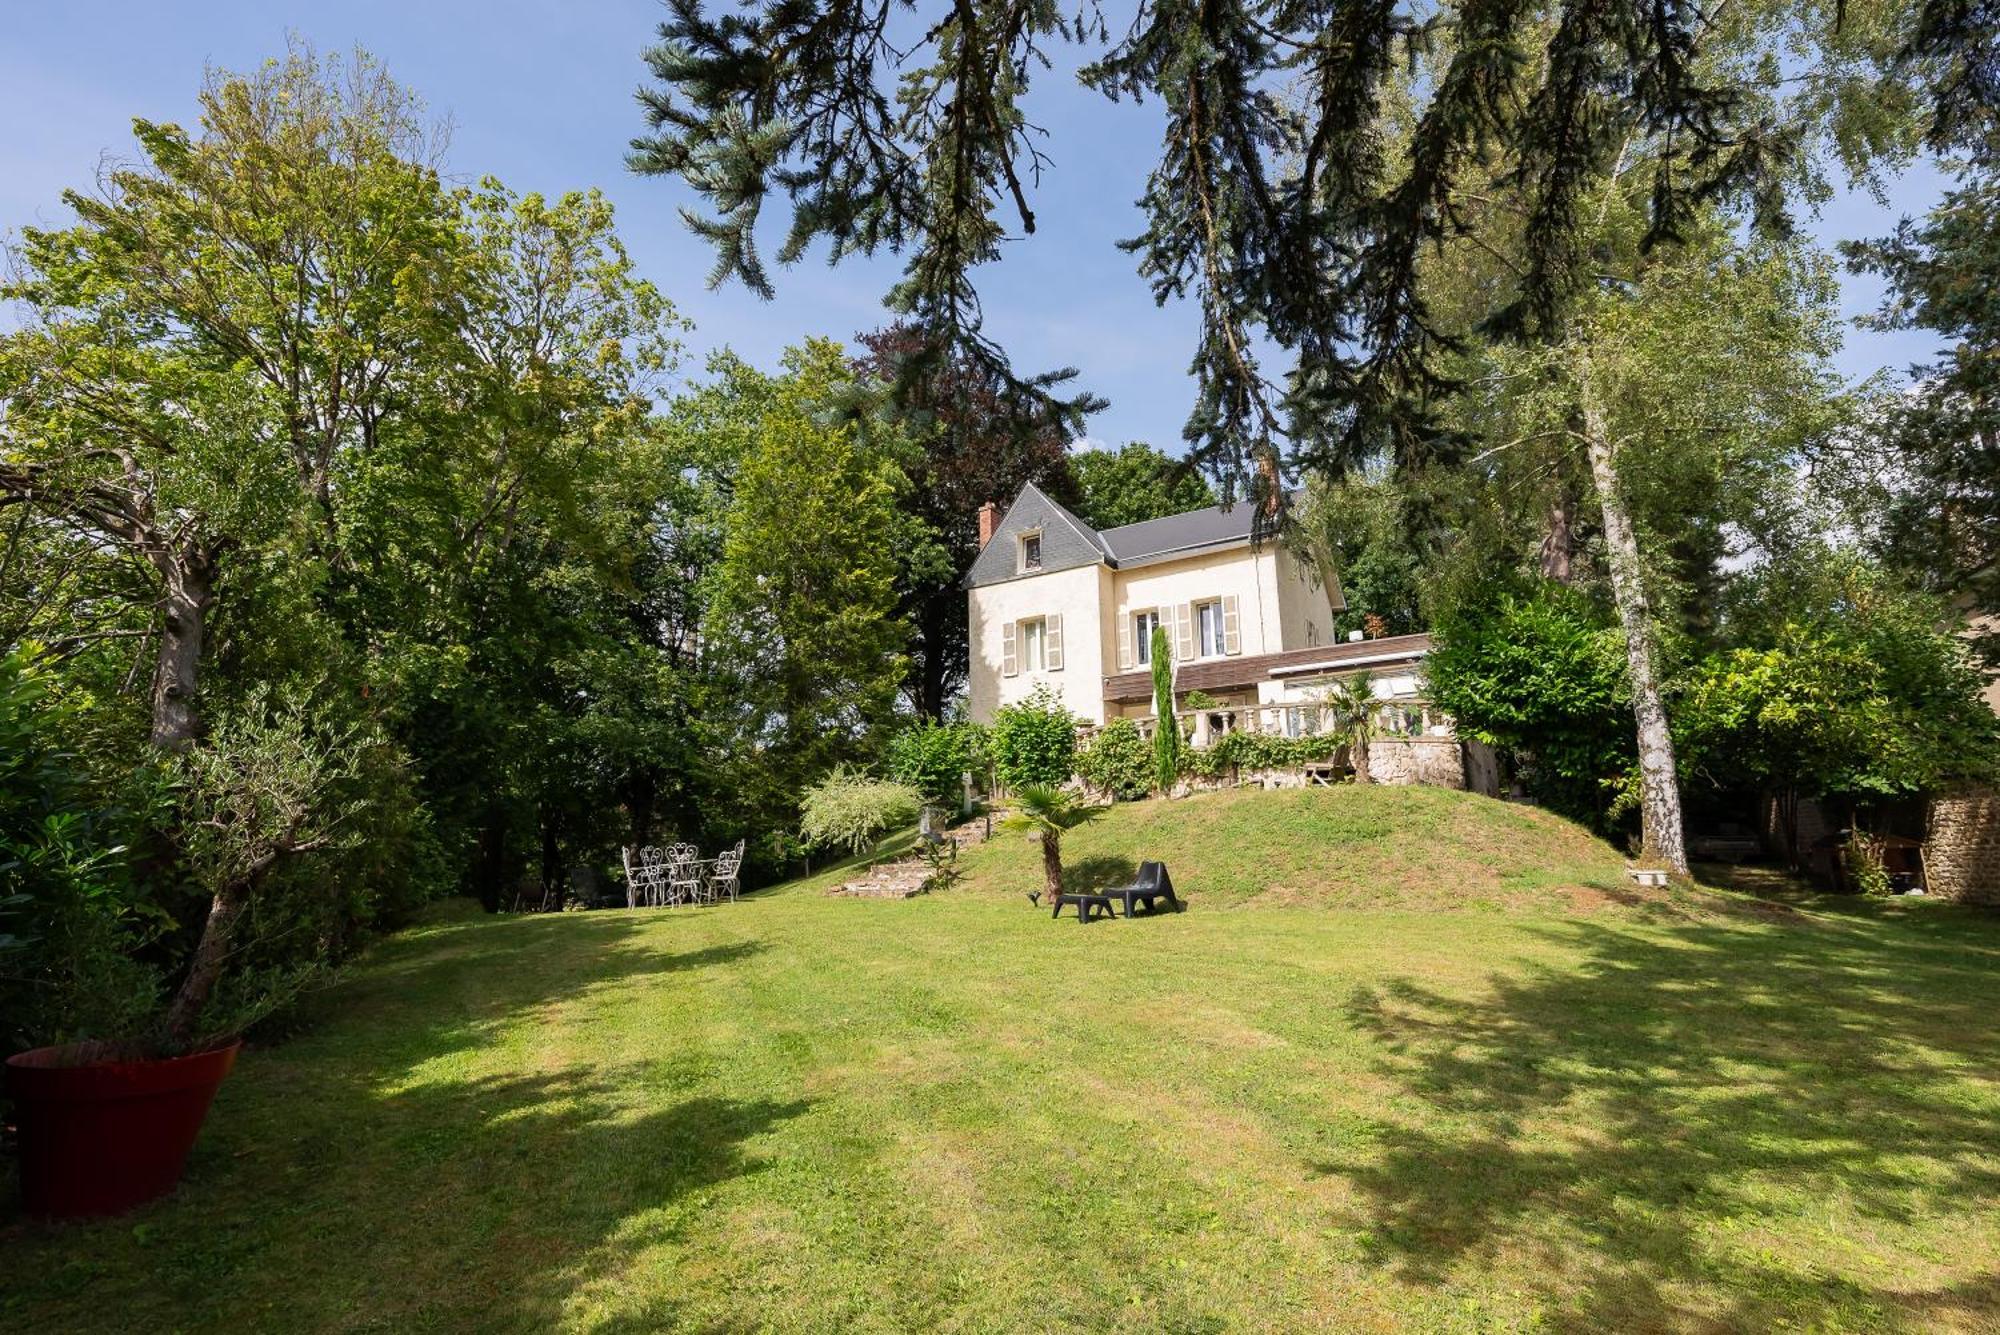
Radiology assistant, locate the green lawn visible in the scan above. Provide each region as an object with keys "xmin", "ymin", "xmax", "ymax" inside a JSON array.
[{"xmin": 5, "ymin": 788, "xmax": 2000, "ymax": 1331}]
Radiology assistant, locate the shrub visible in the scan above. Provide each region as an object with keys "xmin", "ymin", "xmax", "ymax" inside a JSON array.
[
  {"xmin": 1425, "ymin": 580, "xmax": 1633, "ymax": 828},
  {"xmin": 991, "ymin": 686, "xmax": 1076, "ymax": 790},
  {"xmin": 1075, "ymin": 719, "xmax": 1155, "ymax": 800},
  {"xmin": 0, "ymin": 645, "xmax": 167, "ymax": 1053},
  {"xmin": 1183, "ymin": 730, "xmax": 1342, "ymax": 781},
  {"xmin": 885, "ymin": 719, "xmax": 989, "ymax": 802},
  {"xmin": 917, "ymin": 835, "xmax": 963, "ymax": 893},
  {"xmin": 799, "ymin": 768, "xmax": 922, "ymax": 854}
]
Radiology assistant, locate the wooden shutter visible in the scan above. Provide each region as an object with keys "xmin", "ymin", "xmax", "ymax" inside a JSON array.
[
  {"xmin": 1222, "ymin": 595, "xmax": 1242, "ymax": 655},
  {"xmin": 1174, "ymin": 603, "xmax": 1195, "ymax": 660},
  {"xmin": 1002, "ymin": 620, "xmax": 1019, "ymax": 677},
  {"xmin": 1117, "ymin": 613, "xmax": 1133, "ymax": 670},
  {"xmin": 1045, "ymin": 614, "xmax": 1064, "ymax": 671}
]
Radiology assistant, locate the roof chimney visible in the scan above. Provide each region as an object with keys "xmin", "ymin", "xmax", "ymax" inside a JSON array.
[{"xmin": 978, "ymin": 500, "xmax": 1002, "ymax": 548}]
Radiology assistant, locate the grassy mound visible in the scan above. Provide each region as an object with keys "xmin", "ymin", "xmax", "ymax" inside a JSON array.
[{"xmin": 953, "ymin": 784, "xmax": 1643, "ymax": 911}]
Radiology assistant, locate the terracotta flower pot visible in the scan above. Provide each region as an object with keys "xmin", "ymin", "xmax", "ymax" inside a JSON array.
[{"xmin": 6, "ymin": 1039, "xmax": 240, "ymax": 1219}]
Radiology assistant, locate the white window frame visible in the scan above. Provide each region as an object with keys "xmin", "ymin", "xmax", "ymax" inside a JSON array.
[
  {"xmin": 1195, "ymin": 599, "xmax": 1225, "ymax": 658},
  {"xmin": 1018, "ymin": 530, "xmax": 1043, "ymax": 573},
  {"xmin": 1133, "ymin": 609, "xmax": 1160, "ymax": 665},
  {"xmin": 1020, "ymin": 616, "xmax": 1047, "ymax": 672}
]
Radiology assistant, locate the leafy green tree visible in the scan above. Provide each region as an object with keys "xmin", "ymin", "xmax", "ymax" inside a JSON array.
[
  {"xmin": 0, "ymin": 48, "xmax": 702, "ymax": 1045},
  {"xmin": 1845, "ymin": 156, "xmax": 2000, "ymax": 653},
  {"xmin": 1678, "ymin": 551, "xmax": 1999, "ymax": 861},
  {"xmin": 1294, "ymin": 475, "xmax": 1429, "ymax": 639},
  {"xmin": 708, "ymin": 340, "xmax": 912, "ymax": 806},
  {"xmin": 1070, "ymin": 443, "xmax": 1215, "ymax": 531},
  {"xmin": 1427, "ymin": 580, "xmax": 1636, "ymax": 830},
  {"xmin": 0, "ymin": 49, "xmax": 471, "ymax": 1041},
  {"xmin": 1000, "ymin": 785, "xmax": 1105, "ymax": 901},
  {"xmin": 852, "ymin": 325, "xmax": 1080, "ymax": 718}
]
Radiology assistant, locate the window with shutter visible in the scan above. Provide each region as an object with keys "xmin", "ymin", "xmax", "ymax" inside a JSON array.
[
  {"xmin": 1132, "ymin": 609, "xmax": 1159, "ymax": 666},
  {"xmin": 1174, "ymin": 603, "xmax": 1195, "ymax": 660},
  {"xmin": 1196, "ymin": 600, "xmax": 1225, "ymax": 657},
  {"xmin": 1020, "ymin": 617, "xmax": 1046, "ymax": 672},
  {"xmin": 1002, "ymin": 620, "xmax": 1019, "ymax": 676},
  {"xmin": 1045, "ymin": 614, "xmax": 1063, "ymax": 670},
  {"xmin": 1221, "ymin": 594, "xmax": 1242, "ymax": 654}
]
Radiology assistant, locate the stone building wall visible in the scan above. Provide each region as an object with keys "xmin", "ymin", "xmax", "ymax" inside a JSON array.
[{"xmin": 1925, "ymin": 786, "xmax": 2000, "ymax": 904}]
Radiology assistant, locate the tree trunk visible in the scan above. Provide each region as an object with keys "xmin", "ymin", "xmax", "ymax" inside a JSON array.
[
  {"xmin": 1353, "ymin": 737, "xmax": 1373, "ymax": 784},
  {"xmin": 539, "ymin": 806, "xmax": 563, "ymax": 911},
  {"xmin": 624, "ymin": 771, "xmax": 659, "ymax": 851},
  {"xmin": 472, "ymin": 815, "xmax": 510, "ymax": 913},
  {"xmin": 1041, "ymin": 832, "xmax": 1064, "ymax": 899},
  {"xmin": 149, "ymin": 553, "xmax": 214, "ymax": 752},
  {"xmin": 161, "ymin": 883, "xmax": 247, "ymax": 1052},
  {"xmin": 1778, "ymin": 788, "xmax": 1801, "ymax": 870},
  {"xmin": 1539, "ymin": 495, "xmax": 1578, "ymax": 584},
  {"xmin": 1577, "ymin": 349, "xmax": 1689, "ymax": 876},
  {"xmin": 914, "ymin": 594, "xmax": 951, "ymax": 721}
]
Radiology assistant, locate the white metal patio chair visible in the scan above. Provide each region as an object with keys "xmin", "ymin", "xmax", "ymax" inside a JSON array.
[
  {"xmin": 708, "ymin": 841, "xmax": 745, "ymax": 903},
  {"xmin": 636, "ymin": 845, "xmax": 670, "ymax": 907},
  {"xmin": 665, "ymin": 843, "xmax": 702, "ymax": 906}
]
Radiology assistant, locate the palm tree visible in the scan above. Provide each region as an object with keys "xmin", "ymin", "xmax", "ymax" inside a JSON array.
[
  {"xmin": 1001, "ymin": 785, "xmax": 1105, "ymax": 900},
  {"xmin": 1324, "ymin": 670, "xmax": 1379, "ymax": 785}
]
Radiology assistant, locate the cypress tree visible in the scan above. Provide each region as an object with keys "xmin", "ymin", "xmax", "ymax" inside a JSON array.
[{"xmin": 1150, "ymin": 626, "xmax": 1179, "ymax": 795}]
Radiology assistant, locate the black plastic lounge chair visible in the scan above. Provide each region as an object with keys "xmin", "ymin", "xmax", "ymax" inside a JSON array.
[
  {"xmin": 1050, "ymin": 862, "xmax": 1182, "ymax": 923},
  {"xmin": 1105, "ymin": 861, "xmax": 1181, "ymax": 917}
]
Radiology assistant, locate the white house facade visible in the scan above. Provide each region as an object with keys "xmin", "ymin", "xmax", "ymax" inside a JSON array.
[{"xmin": 963, "ymin": 483, "xmax": 1445, "ymax": 742}]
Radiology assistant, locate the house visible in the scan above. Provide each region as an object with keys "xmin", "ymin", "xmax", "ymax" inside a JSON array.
[{"xmin": 964, "ymin": 484, "xmax": 1458, "ymax": 775}]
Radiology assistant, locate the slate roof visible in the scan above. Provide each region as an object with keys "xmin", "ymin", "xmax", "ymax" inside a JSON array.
[
  {"xmin": 965, "ymin": 483, "xmax": 1289, "ymax": 588},
  {"xmin": 1098, "ymin": 496, "xmax": 1286, "ymax": 567}
]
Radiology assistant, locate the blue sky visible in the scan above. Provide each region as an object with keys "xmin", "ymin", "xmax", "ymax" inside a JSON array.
[{"xmin": 1, "ymin": 1, "xmax": 1950, "ymax": 453}]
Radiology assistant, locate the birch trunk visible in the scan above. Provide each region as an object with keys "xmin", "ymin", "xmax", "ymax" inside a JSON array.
[
  {"xmin": 1539, "ymin": 496, "xmax": 1578, "ymax": 584},
  {"xmin": 1575, "ymin": 347, "xmax": 1690, "ymax": 876},
  {"xmin": 148, "ymin": 552, "xmax": 214, "ymax": 752}
]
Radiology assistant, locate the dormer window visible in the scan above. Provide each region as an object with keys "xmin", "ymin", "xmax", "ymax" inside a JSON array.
[{"xmin": 1019, "ymin": 531, "xmax": 1043, "ymax": 572}]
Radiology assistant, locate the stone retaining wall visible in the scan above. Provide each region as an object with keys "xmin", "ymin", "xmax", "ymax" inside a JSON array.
[
  {"xmin": 1174, "ymin": 739, "xmax": 1468, "ymax": 793},
  {"xmin": 1925, "ymin": 786, "xmax": 2000, "ymax": 904},
  {"xmin": 1366, "ymin": 738, "xmax": 1466, "ymax": 788}
]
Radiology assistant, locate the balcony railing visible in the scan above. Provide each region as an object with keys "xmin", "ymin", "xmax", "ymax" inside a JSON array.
[{"xmin": 1079, "ymin": 701, "xmax": 1452, "ymax": 748}]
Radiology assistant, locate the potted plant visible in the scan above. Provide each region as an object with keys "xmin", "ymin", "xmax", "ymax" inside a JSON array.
[{"xmin": 4, "ymin": 684, "xmax": 357, "ymax": 1219}]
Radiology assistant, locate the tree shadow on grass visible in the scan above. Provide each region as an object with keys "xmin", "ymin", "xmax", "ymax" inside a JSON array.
[
  {"xmin": 0, "ymin": 911, "xmax": 796, "ymax": 1329},
  {"xmin": 1317, "ymin": 906, "xmax": 2000, "ymax": 1329},
  {"xmin": 289, "ymin": 913, "xmax": 768, "ymax": 1066},
  {"xmin": 1064, "ymin": 855, "xmax": 1139, "ymax": 894}
]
